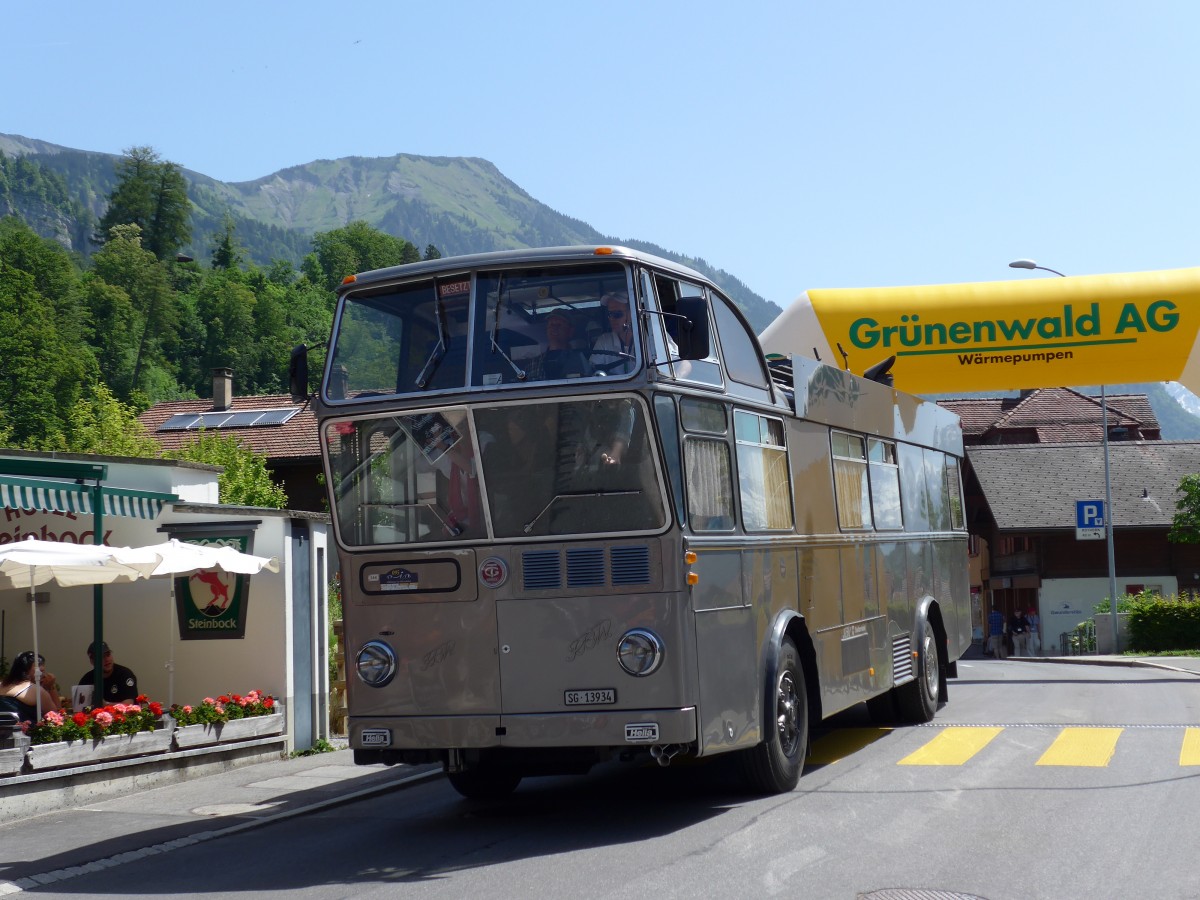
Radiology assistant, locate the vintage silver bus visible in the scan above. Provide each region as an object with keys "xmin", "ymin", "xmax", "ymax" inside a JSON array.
[{"xmin": 291, "ymin": 245, "xmax": 970, "ymax": 797}]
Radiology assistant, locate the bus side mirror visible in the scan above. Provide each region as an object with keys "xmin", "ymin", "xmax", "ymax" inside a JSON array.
[
  {"xmin": 675, "ymin": 296, "xmax": 711, "ymax": 360},
  {"xmin": 289, "ymin": 344, "xmax": 309, "ymax": 403}
]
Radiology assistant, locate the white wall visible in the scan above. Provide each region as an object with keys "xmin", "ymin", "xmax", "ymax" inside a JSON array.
[
  {"xmin": 1039, "ymin": 575, "xmax": 1178, "ymax": 649},
  {"xmin": 0, "ymin": 456, "xmax": 329, "ymax": 749}
]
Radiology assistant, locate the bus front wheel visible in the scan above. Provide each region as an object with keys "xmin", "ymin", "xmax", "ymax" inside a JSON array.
[
  {"xmin": 740, "ymin": 636, "xmax": 808, "ymax": 794},
  {"xmin": 447, "ymin": 767, "xmax": 522, "ymax": 800}
]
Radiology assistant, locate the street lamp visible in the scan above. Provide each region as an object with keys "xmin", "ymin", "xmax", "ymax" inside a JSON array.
[{"xmin": 1009, "ymin": 259, "xmax": 1120, "ymax": 654}]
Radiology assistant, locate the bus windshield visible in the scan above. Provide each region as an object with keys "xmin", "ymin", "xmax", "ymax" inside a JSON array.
[
  {"xmin": 324, "ymin": 398, "xmax": 666, "ymax": 547},
  {"xmin": 325, "ymin": 261, "xmax": 639, "ymax": 401}
]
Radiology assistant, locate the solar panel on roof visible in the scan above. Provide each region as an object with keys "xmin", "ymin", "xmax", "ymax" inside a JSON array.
[
  {"xmin": 158, "ymin": 414, "xmax": 202, "ymax": 431},
  {"xmin": 156, "ymin": 408, "xmax": 299, "ymax": 432},
  {"xmin": 256, "ymin": 408, "xmax": 299, "ymax": 426}
]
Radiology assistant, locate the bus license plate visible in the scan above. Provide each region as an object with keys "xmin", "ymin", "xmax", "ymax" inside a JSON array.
[{"xmin": 564, "ymin": 688, "xmax": 616, "ymax": 706}]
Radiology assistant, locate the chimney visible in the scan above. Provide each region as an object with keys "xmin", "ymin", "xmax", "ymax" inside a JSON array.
[{"xmin": 212, "ymin": 368, "xmax": 233, "ymax": 411}]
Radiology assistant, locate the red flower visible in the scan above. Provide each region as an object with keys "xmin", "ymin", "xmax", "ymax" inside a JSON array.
[
  {"xmin": 149, "ymin": 702, "xmax": 163, "ymax": 716},
  {"xmin": 263, "ymin": 697, "xmax": 275, "ymax": 709},
  {"xmin": 72, "ymin": 712, "xmax": 88, "ymax": 727},
  {"xmin": 136, "ymin": 694, "xmax": 149, "ymax": 703},
  {"xmin": 218, "ymin": 695, "xmax": 231, "ymax": 704}
]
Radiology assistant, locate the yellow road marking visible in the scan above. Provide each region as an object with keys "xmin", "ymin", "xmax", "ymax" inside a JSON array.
[
  {"xmin": 1036, "ymin": 727, "xmax": 1122, "ymax": 767},
  {"xmin": 1180, "ymin": 728, "xmax": 1200, "ymax": 766},
  {"xmin": 807, "ymin": 728, "xmax": 891, "ymax": 766},
  {"xmin": 897, "ymin": 727, "xmax": 1003, "ymax": 766}
]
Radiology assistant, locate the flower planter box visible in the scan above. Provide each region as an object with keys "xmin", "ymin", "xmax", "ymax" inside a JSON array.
[
  {"xmin": 172, "ymin": 711, "xmax": 284, "ymax": 751},
  {"xmin": 0, "ymin": 744, "xmax": 26, "ymax": 777},
  {"xmin": 25, "ymin": 723, "xmax": 174, "ymax": 771}
]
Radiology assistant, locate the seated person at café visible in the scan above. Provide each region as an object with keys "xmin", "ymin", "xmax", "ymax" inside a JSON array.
[
  {"xmin": 76, "ymin": 641, "xmax": 139, "ymax": 704},
  {"xmin": 0, "ymin": 650, "xmax": 62, "ymax": 723}
]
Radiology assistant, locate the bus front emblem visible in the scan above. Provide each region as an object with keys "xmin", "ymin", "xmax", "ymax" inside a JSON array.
[{"xmin": 480, "ymin": 557, "xmax": 508, "ymax": 588}]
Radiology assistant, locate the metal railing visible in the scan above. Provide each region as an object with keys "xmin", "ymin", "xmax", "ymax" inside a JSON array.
[{"xmin": 1060, "ymin": 620, "xmax": 1096, "ymax": 656}]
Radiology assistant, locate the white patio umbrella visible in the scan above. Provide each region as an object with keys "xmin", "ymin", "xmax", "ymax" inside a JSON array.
[
  {"xmin": 135, "ymin": 539, "xmax": 279, "ymax": 705},
  {"xmin": 0, "ymin": 538, "xmax": 161, "ymax": 718}
]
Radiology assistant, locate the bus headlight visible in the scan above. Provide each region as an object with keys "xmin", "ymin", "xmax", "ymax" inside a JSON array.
[
  {"xmin": 616, "ymin": 629, "xmax": 664, "ymax": 677},
  {"xmin": 356, "ymin": 640, "xmax": 397, "ymax": 687}
]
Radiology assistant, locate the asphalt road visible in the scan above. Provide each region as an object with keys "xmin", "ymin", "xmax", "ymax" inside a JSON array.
[{"xmin": 13, "ymin": 658, "xmax": 1200, "ymax": 900}]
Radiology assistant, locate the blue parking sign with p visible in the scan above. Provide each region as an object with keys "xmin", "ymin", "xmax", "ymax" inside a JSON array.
[{"xmin": 1077, "ymin": 501, "xmax": 1105, "ymax": 528}]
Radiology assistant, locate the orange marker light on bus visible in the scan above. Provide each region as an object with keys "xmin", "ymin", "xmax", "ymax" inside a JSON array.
[
  {"xmin": 686, "ymin": 572, "xmax": 700, "ymax": 586},
  {"xmin": 594, "ymin": 247, "xmax": 614, "ymax": 255},
  {"xmin": 684, "ymin": 551, "xmax": 697, "ymax": 565},
  {"xmin": 342, "ymin": 274, "xmax": 357, "ymax": 285}
]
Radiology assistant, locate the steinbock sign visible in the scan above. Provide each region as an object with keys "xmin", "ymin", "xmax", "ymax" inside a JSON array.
[
  {"xmin": 759, "ymin": 267, "xmax": 1200, "ymax": 394},
  {"xmin": 173, "ymin": 533, "xmax": 255, "ymax": 640}
]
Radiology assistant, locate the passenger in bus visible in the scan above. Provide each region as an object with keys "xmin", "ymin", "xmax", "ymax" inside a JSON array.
[
  {"xmin": 590, "ymin": 293, "xmax": 637, "ymax": 375},
  {"xmin": 527, "ymin": 311, "xmax": 592, "ymax": 381}
]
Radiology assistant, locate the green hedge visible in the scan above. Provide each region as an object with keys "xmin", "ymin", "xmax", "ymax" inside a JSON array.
[{"xmin": 1126, "ymin": 592, "xmax": 1200, "ymax": 652}]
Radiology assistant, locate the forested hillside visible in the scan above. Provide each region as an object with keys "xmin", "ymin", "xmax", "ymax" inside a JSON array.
[{"xmin": 0, "ymin": 134, "xmax": 782, "ymax": 333}]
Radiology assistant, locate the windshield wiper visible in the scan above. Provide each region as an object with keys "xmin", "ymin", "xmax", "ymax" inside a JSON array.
[
  {"xmin": 523, "ymin": 489, "xmax": 641, "ymax": 534},
  {"xmin": 490, "ymin": 288, "xmax": 527, "ymax": 381},
  {"xmin": 363, "ymin": 500, "xmax": 464, "ymax": 537},
  {"xmin": 415, "ymin": 294, "xmax": 449, "ymax": 389}
]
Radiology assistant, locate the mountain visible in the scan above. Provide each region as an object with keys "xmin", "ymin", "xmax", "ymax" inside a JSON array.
[{"xmin": 0, "ymin": 134, "xmax": 782, "ymax": 332}]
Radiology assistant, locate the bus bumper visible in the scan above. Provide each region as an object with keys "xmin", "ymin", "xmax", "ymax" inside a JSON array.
[{"xmin": 350, "ymin": 707, "xmax": 697, "ymax": 751}]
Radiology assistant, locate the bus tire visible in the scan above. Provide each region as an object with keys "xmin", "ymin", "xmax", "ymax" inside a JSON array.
[
  {"xmin": 740, "ymin": 636, "xmax": 807, "ymax": 794},
  {"xmin": 447, "ymin": 768, "xmax": 522, "ymax": 800},
  {"xmin": 895, "ymin": 615, "xmax": 942, "ymax": 723}
]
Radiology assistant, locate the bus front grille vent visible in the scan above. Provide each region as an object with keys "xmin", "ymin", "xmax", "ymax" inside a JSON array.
[
  {"xmin": 522, "ymin": 550, "xmax": 562, "ymax": 590},
  {"xmin": 610, "ymin": 545, "xmax": 651, "ymax": 585},
  {"xmin": 566, "ymin": 548, "xmax": 605, "ymax": 587},
  {"xmin": 892, "ymin": 634, "xmax": 914, "ymax": 683}
]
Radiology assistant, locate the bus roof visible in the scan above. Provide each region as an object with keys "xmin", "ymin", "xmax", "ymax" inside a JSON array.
[{"xmin": 335, "ymin": 245, "xmax": 709, "ymax": 293}]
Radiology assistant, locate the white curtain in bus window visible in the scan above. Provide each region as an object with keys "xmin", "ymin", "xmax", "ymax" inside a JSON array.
[
  {"xmin": 734, "ymin": 411, "xmax": 792, "ymax": 531},
  {"xmin": 945, "ymin": 457, "xmax": 966, "ymax": 530},
  {"xmin": 684, "ymin": 437, "xmax": 734, "ymax": 531},
  {"xmin": 868, "ymin": 438, "xmax": 903, "ymax": 530},
  {"xmin": 831, "ymin": 431, "xmax": 871, "ymax": 529}
]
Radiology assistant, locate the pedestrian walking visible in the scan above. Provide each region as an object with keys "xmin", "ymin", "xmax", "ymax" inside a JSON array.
[
  {"xmin": 1026, "ymin": 607, "xmax": 1041, "ymax": 655},
  {"xmin": 1009, "ymin": 609, "xmax": 1030, "ymax": 657},
  {"xmin": 986, "ymin": 606, "xmax": 1007, "ymax": 659}
]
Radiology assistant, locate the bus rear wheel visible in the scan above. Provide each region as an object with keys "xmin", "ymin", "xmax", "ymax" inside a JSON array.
[
  {"xmin": 896, "ymin": 615, "xmax": 942, "ymax": 723},
  {"xmin": 740, "ymin": 636, "xmax": 808, "ymax": 794},
  {"xmin": 447, "ymin": 767, "xmax": 522, "ymax": 800}
]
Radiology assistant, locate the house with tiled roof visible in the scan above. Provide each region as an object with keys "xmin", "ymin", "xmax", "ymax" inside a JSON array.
[
  {"xmin": 138, "ymin": 369, "xmax": 324, "ymax": 512},
  {"xmin": 966, "ymin": 440, "xmax": 1200, "ymax": 649},
  {"xmin": 935, "ymin": 387, "xmax": 1199, "ymax": 653},
  {"xmin": 939, "ymin": 388, "xmax": 1159, "ymax": 445}
]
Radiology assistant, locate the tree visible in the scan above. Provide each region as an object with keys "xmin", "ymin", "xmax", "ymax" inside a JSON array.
[
  {"xmin": 423, "ymin": 244, "xmax": 442, "ymax": 261},
  {"xmin": 308, "ymin": 221, "xmax": 420, "ymax": 292},
  {"xmin": 1169, "ymin": 473, "xmax": 1200, "ymax": 543},
  {"xmin": 91, "ymin": 223, "xmax": 181, "ymax": 400},
  {"xmin": 211, "ymin": 215, "xmax": 244, "ymax": 270},
  {"xmin": 165, "ymin": 432, "xmax": 288, "ymax": 508},
  {"xmin": 97, "ymin": 147, "xmax": 192, "ymax": 262},
  {"xmin": 0, "ymin": 260, "xmax": 93, "ymax": 448},
  {"xmin": 62, "ymin": 383, "xmax": 160, "ymax": 457}
]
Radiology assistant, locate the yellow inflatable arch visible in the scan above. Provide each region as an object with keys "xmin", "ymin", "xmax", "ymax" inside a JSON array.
[{"xmin": 758, "ymin": 267, "xmax": 1200, "ymax": 395}]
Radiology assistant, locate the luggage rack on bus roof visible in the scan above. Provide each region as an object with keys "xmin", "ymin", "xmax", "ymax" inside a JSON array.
[{"xmin": 765, "ymin": 354, "xmax": 796, "ymax": 409}]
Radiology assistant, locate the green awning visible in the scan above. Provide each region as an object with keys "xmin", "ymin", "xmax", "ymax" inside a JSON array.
[{"xmin": 0, "ymin": 475, "xmax": 176, "ymax": 520}]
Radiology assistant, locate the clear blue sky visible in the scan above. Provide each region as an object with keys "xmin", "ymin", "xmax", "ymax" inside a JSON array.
[{"xmin": 8, "ymin": 1, "xmax": 1200, "ymax": 309}]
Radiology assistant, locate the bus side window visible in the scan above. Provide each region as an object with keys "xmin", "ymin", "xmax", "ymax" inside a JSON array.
[
  {"xmin": 657, "ymin": 277, "xmax": 722, "ymax": 388},
  {"xmin": 680, "ymin": 397, "xmax": 735, "ymax": 532}
]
